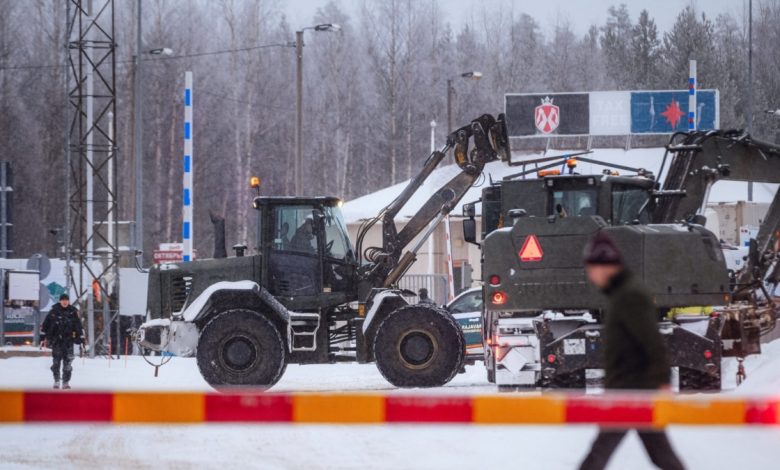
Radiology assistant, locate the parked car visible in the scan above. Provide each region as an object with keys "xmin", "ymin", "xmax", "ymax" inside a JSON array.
[{"xmin": 445, "ymin": 287, "xmax": 483, "ymax": 362}]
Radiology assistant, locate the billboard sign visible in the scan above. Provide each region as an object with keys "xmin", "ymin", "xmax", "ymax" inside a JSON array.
[
  {"xmin": 630, "ymin": 90, "xmax": 718, "ymax": 133},
  {"xmin": 505, "ymin": 89, "xmax": 719, "ymax": 137},
  {"xmin": 505, "ymin": 93, "xmax": 589, "ymax": 137}
]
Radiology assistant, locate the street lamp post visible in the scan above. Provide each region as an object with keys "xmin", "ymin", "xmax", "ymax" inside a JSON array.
[
  {"xmin": 133, "ymin": 0, "xmax": 173, "ymax": 263},
  {"xmin": 748, "ymin": 0, "xmax": 754, "ymax": 201},
  {"xmin": 447, "ymin": 71, "xmax": 482, "ymax": 133},
  {"xmin": 443, "ymin": 71, "xmax": 482, "ymax": 300},
  {"xmin": 294, "ymin": 23, "xmax": 341, "ymax": 194},
  {"xmin": 134, "ymin": 0, "xmax": 143, "ymax": 262}
]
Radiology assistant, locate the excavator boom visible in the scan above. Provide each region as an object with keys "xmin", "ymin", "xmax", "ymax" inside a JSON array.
[
  {"xmin": 657, "ymin": 130, "xmax": 780, "ymax": 358},
  {"xmin": 356, "ymin": 114, "xmax": 510, "ymax": 293}
]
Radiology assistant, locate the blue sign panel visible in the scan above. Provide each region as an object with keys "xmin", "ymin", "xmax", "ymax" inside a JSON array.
[{"xmin": 630, "ymin": 90, "xmax": 718, "ymax": 134}]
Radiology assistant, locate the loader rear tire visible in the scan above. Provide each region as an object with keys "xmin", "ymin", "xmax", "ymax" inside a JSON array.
[
  {"xmin": 197, "ymin": 309, "xmax": 286, "ymax": 391},
  {"xmin": 373, "ymin": 304, "xmax": 465, "ymax": 388}
]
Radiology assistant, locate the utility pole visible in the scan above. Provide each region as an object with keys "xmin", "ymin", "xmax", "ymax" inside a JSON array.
[
  {"xmin": 294, "ymin": 24, "xmax": 340, "ymax": 195},
  {"xmin": 427, "ymin": 120, "xmax": 436, "ymax": 277},
  {"xmin": 446, "ymin": 72, "xmax": 482, "ymax": 133},
  {"xmin": 748, "ymin": 0, "xmax": 754, "ymax": 201},
  {"xmin": 443, "ymin": 71, "xmax": 481, "ymax": 299},
  {"xmin": 134, "ymin": 0, "xmax": 144, "ymax": 257},
  {"xmin": 446, "ymin": 79, "xmax": 453, "ymax": 133},
  {"xmin": 295, "ymin": 30, "xmax": 303, "ymax": 195}
]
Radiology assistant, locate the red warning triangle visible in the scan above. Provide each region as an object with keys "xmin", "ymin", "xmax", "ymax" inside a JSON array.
[{"xmin": 518, "ymin": 235, "xmax": 543, "ymax": 262}]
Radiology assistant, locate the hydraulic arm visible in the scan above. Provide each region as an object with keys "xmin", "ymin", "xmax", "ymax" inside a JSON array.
[
  {"xmin": 657, "ymin": 130, "xmax": 780, "ymax": 359},
  {"xmin": 356, "ymin": 114, "xmax": 510, "ymax": 292},
  {"xmin": 657, "ymin": 131, "xmax": 780, "ymax": 291}
]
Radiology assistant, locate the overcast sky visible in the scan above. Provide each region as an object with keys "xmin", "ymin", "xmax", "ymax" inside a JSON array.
[{"xmin": 282, "ymin": 0, "xmax": 746, "ymax": 35}]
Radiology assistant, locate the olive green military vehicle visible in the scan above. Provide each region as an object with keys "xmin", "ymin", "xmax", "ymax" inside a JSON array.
[
  {"xmin": 135, "ymin": 114, "xmax": 511, "ymax": 390},
  {"xmin": 463, "ymin": 130, "xmax": 780, "ymax": 390}
]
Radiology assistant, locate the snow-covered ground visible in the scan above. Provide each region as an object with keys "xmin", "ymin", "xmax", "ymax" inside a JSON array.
[
  {"xmin": 1, "ymin": 342, "xmax": 780, "ymax": 469},
  {"xmin": 0, "ymin": 354, "xmax": 493, "ymax": 394},
  {"xmin": 1, "ymin": 424, "xmax": 778, "ymax": 470}
]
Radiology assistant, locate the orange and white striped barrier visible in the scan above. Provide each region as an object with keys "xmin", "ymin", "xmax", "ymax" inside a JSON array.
[{"xmin": 0, "ymin": 391, "xmax": 778, "ymax": 426}]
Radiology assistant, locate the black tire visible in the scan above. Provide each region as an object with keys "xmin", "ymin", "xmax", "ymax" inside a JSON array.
[
  {"xmin": 197, "ymin": 309, "xmax": 287, "ymax": 391},
  {"xmin": 679, "ymin": 367, "xmax": 721, "ymax": 392},
  {"xmin": 550, "ymin": 371, "xmax": 586, "ymax": 389},
  {"xmin": 373, "ymin": 304, "xmax": 465, "ymax": 388}
]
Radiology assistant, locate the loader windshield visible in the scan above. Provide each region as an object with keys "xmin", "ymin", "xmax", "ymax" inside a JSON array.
[{"xmin": 323, "ymin": 205, "xmax": 355, "ymax": 261}]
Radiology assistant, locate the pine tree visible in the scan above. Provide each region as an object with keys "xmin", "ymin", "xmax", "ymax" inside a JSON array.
[
  {"xmin": 660, "ymin": 6, "xmax": 716, "ymax": 90},
  {"xmin": 630, "ymin": 9, "xmax": 661, "ymax": 89},
  {"xmin": 600, "ymin": 4, "xmax": 633, "ymax": 89}
]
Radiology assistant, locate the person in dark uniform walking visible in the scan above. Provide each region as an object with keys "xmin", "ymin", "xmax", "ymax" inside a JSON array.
[
  {"xmin": 579, "ymin": 232, "xmax": 685, "ymax": 470},
  {"xmin": 41, "ymin": 293, "xmax": 84, "ymax": 390}
]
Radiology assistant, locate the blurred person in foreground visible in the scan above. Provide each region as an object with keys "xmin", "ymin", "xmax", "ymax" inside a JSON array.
[
  {"xmin": 41, "ymin": 293, "xmax": 84, "ymax": 390},
  {"xmin": 579, "ymin": 232, "xmax": 684, "ymax": 470}
]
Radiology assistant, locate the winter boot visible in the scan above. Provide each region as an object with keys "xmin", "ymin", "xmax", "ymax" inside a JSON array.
[
  {"xmin": 53, "ymin": 381, "xmax": 60, "ymax": 389},
  {"xmin": 62, "ymin": 382, "xmax": 71, "ymax": 390}
]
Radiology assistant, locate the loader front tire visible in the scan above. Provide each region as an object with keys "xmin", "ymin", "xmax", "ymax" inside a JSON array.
[
  {"xmin": 373, "ymin": 305, "xmax": 465, "ymax": 388},
  {"xmin": 197, "ymin": 309, "xmax": 286, "ymax": 391}
]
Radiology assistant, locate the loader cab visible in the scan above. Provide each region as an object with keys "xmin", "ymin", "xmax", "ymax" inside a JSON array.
[{"xmin": 253, "ymin": 196, "xmax": 358, "ymax": 310}]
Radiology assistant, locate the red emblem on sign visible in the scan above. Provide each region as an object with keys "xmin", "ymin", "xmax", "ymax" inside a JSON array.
[
  {"xmin": 534, "ymin": 96, "xmax": 559, "ymax": 134},
  {"xmin": 518, "ymin": 235, "xmax": 543, "ymax": 262},
  {"xmin": 661, "ymin": 99, "xmax": 685, "ymax": 128}
]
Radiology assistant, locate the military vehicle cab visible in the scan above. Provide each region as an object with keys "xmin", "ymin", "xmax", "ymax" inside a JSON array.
[{"xmin": 474, "ymin": 171, "xmax": 657, "ymax": 239}]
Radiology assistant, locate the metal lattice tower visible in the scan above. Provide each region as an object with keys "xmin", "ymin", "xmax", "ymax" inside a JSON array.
[{"xmin": 65, "ymin": 0, "xmax": 118, "ymax": 356}]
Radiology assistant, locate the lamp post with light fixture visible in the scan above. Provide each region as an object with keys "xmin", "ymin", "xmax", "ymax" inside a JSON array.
[
  {"xmin": 447, "ymin": 71, "xmax": 482, "ymax": 133},
  {"xmin": 443, "ymin": 71, "xmax": 482, "ymax": 299},
  {"xmin": 133, "ymin": 1, "xmax": 173, "ymax": 264},
  {"xmin": 294, "ymin": 23, "xmax": 341, "ymax": 194}
]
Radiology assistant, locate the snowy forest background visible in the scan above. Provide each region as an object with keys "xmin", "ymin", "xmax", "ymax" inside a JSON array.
[{"xmin": 1, "ymin": 0, "xmax": 780, "ymax": 260}]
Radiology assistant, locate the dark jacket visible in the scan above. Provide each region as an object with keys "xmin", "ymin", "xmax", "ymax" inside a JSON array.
[
  {"xmin": 42, "ymin": 303, "xmax": 84, "ymax": 348},
  {"xmin": 602, "ymin": 269, "xmax": 670, "ymax": 390}
]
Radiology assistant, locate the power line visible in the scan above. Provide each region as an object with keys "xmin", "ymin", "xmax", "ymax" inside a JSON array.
[
  {"xmin": 0, "ymin": 42, "xmax": 293, "ymax": 71},
  {"xmin": 141, "ymin": 68, "xmax": 298, "ymax": 114},
  {"xmin": 147, "ymin": 42, "xmax": 293, "ymax": 61},
  {"xmin": 0, "ymin": 62, "xmax": 66, "ymax": 71}
]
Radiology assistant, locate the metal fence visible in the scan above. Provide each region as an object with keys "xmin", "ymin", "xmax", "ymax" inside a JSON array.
[{"xmin": 398, "ymin": 274, "xmax": 449, "ymax": 306}]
